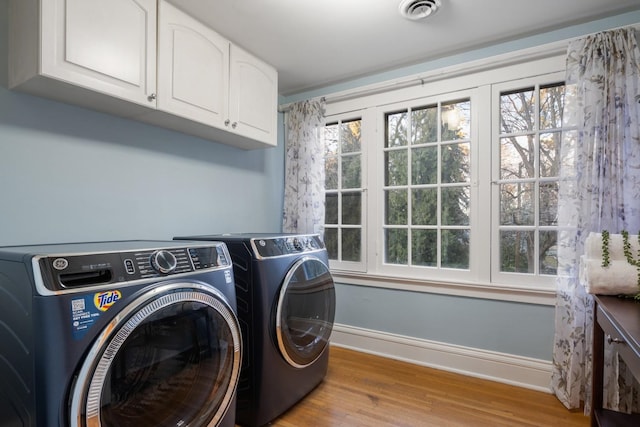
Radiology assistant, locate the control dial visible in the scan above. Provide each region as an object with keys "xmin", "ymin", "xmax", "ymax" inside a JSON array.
[{"xmin": 150, "ymin": 250, "xmax": 178, "ymax": 274}]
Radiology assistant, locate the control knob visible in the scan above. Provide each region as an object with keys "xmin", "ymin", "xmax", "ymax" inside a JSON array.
[{"xmin": 151, "ymin": 250, "xmax": 178, "ymax": 274}]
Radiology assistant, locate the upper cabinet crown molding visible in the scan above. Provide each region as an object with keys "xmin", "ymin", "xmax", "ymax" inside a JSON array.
[{"xmin": 8, "ymin": 0, "xmax": 278, "ymax": 150}]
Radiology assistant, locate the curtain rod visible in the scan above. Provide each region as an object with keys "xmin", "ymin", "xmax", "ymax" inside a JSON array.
[
  {"xmin": 278, "ymin": 23, "xmax": 640, "ymax": 113},
  {"xmin": 277, "ymin": 41, "xmax": 566, "ymax": 113}
]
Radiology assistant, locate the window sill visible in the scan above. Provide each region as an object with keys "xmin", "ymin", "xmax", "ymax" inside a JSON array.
[{"xmin": 330, "ymin": 270, "xmax": 556, "ymax": 306}]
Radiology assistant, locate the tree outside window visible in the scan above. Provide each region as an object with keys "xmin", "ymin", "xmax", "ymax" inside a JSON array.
[{"xmin": 383, "ymin": 99, "xmax": 471, "ymax": 270}]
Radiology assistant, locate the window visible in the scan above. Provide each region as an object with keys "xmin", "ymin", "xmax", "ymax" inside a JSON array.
[
  {"xmin": 322, "ymin": 54, "xmax": 568, "ymax": 299},
  {"xmin": 491, "ymin": 78, "xmax": 571, "ymax": 287},
  {"xmin": 383, "ymin": 99, "xmax": 471, "ymax": 270},
  {"xmin": 324, "ymin": 117, "xmax": 365, "ymax": 270}
]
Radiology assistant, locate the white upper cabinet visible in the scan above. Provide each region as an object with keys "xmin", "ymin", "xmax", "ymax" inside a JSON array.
[
  {"xmin": 8, "ymin": 0, "xmax": 278, "ymax": 149},
  {"xmin": 156, "ymin": 1, "xmax": 277, "ymax": 147},
  {"xmin": 10, "ymin": 0, "xmax": 157, "ymax": 108},
  {"xmin": 157, "ymin": 1, "xmax": 228, "ymax": 128},
  {"xmin": 229, "ymin": 46, "xmax": 278, "ymax": 147}
]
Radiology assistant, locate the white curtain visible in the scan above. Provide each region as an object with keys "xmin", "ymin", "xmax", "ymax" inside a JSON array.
[
  {"xmin": 282, "ymin": 99, "xmax": 326, "ymax": 234},
  {"xmin": 551, "ymin": 28, "xmax": 640, "ymax": 414}
]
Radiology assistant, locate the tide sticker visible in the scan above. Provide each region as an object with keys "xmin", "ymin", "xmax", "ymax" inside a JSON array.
[{"xmin": 94, "ymin": 290, "xmax": 122, "ymax": 312}]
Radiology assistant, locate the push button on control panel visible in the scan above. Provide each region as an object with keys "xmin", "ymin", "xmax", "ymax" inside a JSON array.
[{"xmin": 124, "ymin": 259, "xmax": 136, "ymax": 274}]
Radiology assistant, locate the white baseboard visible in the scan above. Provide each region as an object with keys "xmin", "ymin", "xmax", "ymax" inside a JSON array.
[{"xmin": 330, "ymin": 323, "xmax": 552, "ymax": 393}]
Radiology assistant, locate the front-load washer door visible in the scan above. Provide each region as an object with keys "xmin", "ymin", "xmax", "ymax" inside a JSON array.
[
  {"xmin": 70, "ymin": 282, "xmax": 241, "ymax": 427},
  {"xmin": 276, "ymin": 256, "xmax": 336, "ymax": 368}
]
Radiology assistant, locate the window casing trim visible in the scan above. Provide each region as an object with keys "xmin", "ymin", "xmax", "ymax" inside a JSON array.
[{"xmin": 331, "ymin": 270, "xmax": 555, "ymax": 306}]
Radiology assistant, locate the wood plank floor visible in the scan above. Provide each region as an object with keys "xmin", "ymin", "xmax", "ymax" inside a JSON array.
[{"xmin": 268, "ymin": 346, "xmax": 589, "ymax": 427}]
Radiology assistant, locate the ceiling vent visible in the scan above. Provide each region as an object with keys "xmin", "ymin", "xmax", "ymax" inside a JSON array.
[{"xmin": 399, "ymin": 0, "xmax": 441, "ymax": 21}]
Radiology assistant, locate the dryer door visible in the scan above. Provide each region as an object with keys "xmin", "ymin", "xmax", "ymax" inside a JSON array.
[
  {"xmin": 70, "ymin": 283, "xmax": 241, "ymax": 427},
  {"xmin": 276, "ymin": 256, "xmax": 336, "ymax": 368}
]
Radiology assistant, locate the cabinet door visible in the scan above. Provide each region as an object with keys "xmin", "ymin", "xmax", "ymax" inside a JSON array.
[
  {"xmin": 157, "ymin": 1, "xmax": 229, "ymax": 128},
  {"xmin": 41, "ymin": 0, "xmax": 157, "ymax": 107},
  {"xmin": 229, "ymin": 46, "xmax": 278, "ymax": 146}
]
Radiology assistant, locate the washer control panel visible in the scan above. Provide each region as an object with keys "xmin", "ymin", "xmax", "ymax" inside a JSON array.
[
  {"xmin": 36, "ymin": 243, "xmax": 231, "ymax": 291},
  {"xmin": 251, "ymin": 234, "xmax": 324, "ymax": 258}
]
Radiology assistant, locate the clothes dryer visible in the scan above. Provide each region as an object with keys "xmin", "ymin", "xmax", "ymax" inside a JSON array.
[
  {"xmin": 174, "ymin": 233, "xmax": 336, "ymax": 427},
  {"xmin": 0, "ymin": 240, "xmax": 241, "ymax": 427}
]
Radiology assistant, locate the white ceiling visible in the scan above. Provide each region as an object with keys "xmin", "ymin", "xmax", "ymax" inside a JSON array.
[{"xmin": 167, "ymin": 0, "xmax": 640, "ymax": 96}]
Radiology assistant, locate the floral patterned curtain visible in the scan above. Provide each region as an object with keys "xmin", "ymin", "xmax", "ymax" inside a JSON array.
[
  {"xmin": 282, "ymin": 99, "xmax": 326, "ymax": 234},
  {"xmin": 551, "ymin": 28, "xmax": 640, "ymax": 414}
]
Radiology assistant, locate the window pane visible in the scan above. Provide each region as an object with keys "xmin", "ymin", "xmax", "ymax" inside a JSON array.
[
  {"xmin": 441, "ymin": 100, "xmax": 470, "ymax": 141},
  {"xmin": 342, "ymin": 229, "xmax": 361, "ymax": 262},
  {"xmin": 412, "ymin": 229, "xmax": 437, "ymax": 267},
  {"xmin": 540, "ymin": 132, "xmax": 561, "ymax": 177},
  {"xmin": 540, "ymin": 83, "xmax": 565, "ymax": 130},
  {"xmin": 324, "ymin": 124, "xmax": 338, "ymax": 156},
  {"xmin": 442, "ymin": 229, "xmax": 469, "ymax": 269},
  {"xmin": 325, "ymin": 193, "xmax": 338, "ymax": 224},
  {"xmin": 500, "ymin": 135, "xmax": 534, "ymax": 179},
  {"xmin": 500, "ymin": 182, "xmax": 534, "ymax": 225},
  {"xmin": 342, "ymin": 192, "xmax": 362, "ymax": 225},
  {"xmin": 323, "ymin": 117, "xmax": 364, "ymax": 268},
  {"xmin": 324, "ymin": 228, "xmax": 337, "ymax": 259},
  {"xmin": 385, "ymin": 150, "xmax": 408, "ymax": 186},
  {"xmin": 442, "ymin": 186, "xmax": 470, "ymax": 226},
  {"xmin": 441, "ymin": 142, "xmax": 470, "ymax": 183},
  {"xmin": 500, "ymin": 88, "xmax": 534, "ymax": 134},
  {"xmin": 411, "ymin": 105, "xmax": 437, "ymax": 144},
  {"xmin": 386, "ymin": 111, "xmax": 408, "ymax": 147},
  {"xmin": 411, "ymin": 146, "xmax": 437, "ymax": 185},
  {"xmin": 325, "ymin": 156, "xmax": 338, "ymax": 189},
  {"xmin": 500, "ymin": 230, "xmax": 534, "ymax": 273},
  {"xmin": 539, "ymin": 182, "xmax": 558, "ymax": 226},
  {"xmin": 385, "ymin": 190, "xmax": 408, "ymax": 225},
  {"xmin": 411, "ymin": 188, "xmax": 437, "ymax": 225},
  {"xmin": 385, "ymin": 228, "xmax": 408, "ymax": 264},
  {"xmin": 342, "ymin": 156, "xmax": 361, "ymax": 188},
  {"xmin": 341, "ymin": 120, "xmax": 361, "ymax": 153},
  {"xmin": 540, "ymin": 231, "xmax": 557, "ymax": 275}
]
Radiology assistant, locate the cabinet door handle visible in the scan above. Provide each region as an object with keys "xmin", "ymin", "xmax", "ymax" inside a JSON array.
[
  {"xmin": 147, "ymin": 93, "xmax": 156, "ymax": 102},
  {"xmin": 606, "ymin": 334, "xmax": 626, "ymax": 345},
  {"xmin": 224, "ymin": 119, "xmax": 230, "ymax": 126},
  {"xmin": 232, "ymin": 122, "xmax": 237, "ymax": 129}
]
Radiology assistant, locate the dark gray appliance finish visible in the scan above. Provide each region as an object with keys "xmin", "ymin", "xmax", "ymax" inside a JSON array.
[
  {"xmin": 0, "ymin": 240, "xmax": 241, "ymax": 427},
  {"xmin": 174, "ymin": 233, "xmax": 336, "ymax": 427}
]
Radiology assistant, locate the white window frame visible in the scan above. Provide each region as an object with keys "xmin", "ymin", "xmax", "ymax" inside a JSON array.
[
  {"xmin": 490, "ymin": 71, "xmax": 566, "ymax": 291},
  {"xmin": 323, "ymin": 50, "xmax": 566, "ymax": 305},
  {"xmin": 370, "ymin": 90, "xmax": 479, "ymax": 284},
  {"xmin": 324, "ymin": 111, "xmax": 369, "ymax": 273}
]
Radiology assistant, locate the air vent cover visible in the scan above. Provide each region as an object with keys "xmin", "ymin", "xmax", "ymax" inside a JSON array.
[{"xmin": 399, "ymin": 0, "xmax": 441, "ymax": 20}]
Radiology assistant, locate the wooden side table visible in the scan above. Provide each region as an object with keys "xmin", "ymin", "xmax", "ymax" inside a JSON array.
[{"xmin": 591, "ymin": 295, "xmax": 640, "ymax": 426}]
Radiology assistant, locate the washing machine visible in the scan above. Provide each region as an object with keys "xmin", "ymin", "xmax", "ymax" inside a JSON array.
[
  {"xmin": 174, "ymin": 233, "xmax": 336, "ymax": 427},
  {"xmin": 0, "ymin": 240, "xmax": 242, "ymax": 427}
]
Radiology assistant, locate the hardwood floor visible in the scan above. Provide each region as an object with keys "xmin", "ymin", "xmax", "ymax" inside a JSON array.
[{"xmin": 268, "ymin": 346, "xmax": 589, "ymax": 427}]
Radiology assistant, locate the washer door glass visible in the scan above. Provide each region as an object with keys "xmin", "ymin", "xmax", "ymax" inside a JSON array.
[
  {"xmin": 72, "ymin": 285, "xmax": 241, "ymax": 427},
  {"xmin": 276, "ymin": 257, "xmax": 336, "ymax": 368}
]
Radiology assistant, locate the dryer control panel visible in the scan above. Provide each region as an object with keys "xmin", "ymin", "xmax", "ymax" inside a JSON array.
[
  {"xmin": 35, "ymin": 244, "xmax": 231, "ymax": 292},
  {"xmin": 250, "ymin": 234, "xmax": 324, "ymax": 259}
]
